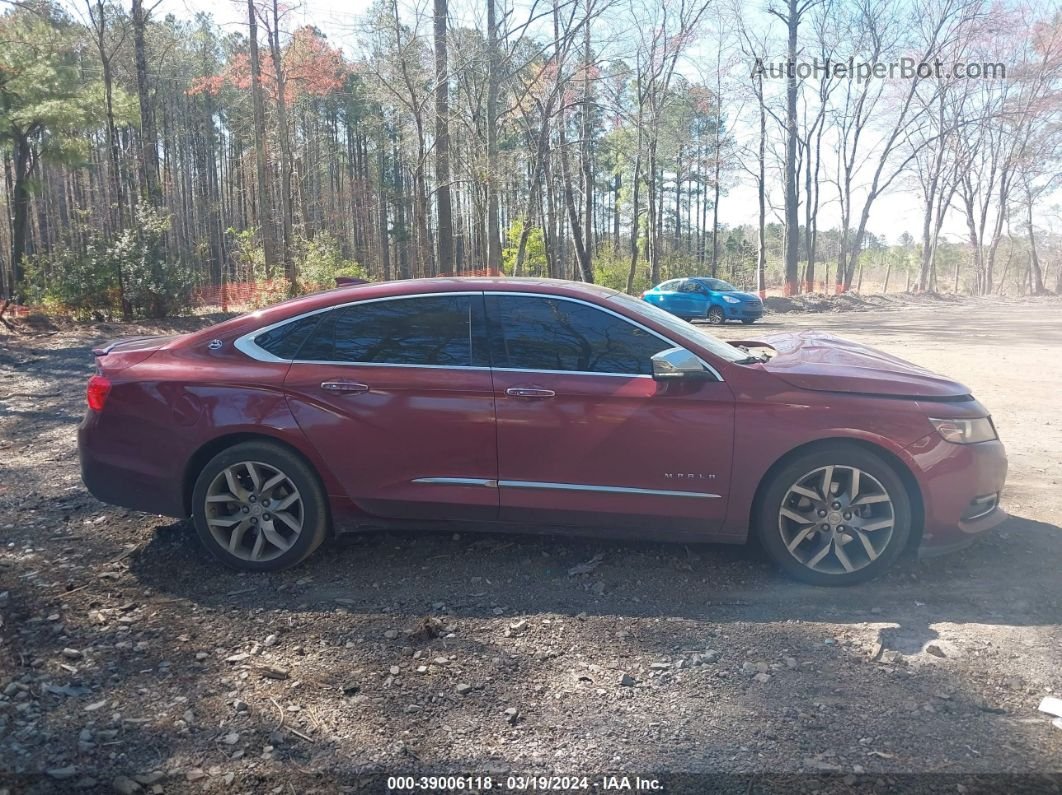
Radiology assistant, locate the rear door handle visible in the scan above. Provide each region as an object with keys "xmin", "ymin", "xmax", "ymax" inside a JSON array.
[
  {"xmin": 506, "ymin": 387, "xmax": 556, "ymax": 399},
  {"xmin": 321, "ymin": 380, "xmax": 369, "ymax": 394}
]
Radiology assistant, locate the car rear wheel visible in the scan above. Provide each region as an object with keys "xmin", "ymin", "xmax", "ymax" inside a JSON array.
[
  {"xmin": 755, "ymin": 444, "xmax": 912, "ymax": 585},
  {"xmin": 707, "ymin": 306, "xmax": 726, "ymax": 324},
  {"xmin": 191, "ymin": 441, "xmax": 329, "ymax": 571}
]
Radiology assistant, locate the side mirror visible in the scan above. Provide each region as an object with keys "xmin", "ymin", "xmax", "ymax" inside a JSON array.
[{"xmin": 651, "ymin": 347, "xmax": 710, "ymax": 381}]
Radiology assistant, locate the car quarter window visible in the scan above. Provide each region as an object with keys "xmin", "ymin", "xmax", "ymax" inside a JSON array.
[
  {"xmin": 487, "ymin": 295, "xmax": 672, "ymax": 375},
  {"xmin": 254, "ymin": 314, "xmax": 323, "ymax": 359},
  {"xmin": 659, "ymin": 279, "xmax": 680, "ymax": 291},
  {"xmin": 293, "ymin": 294, "xmax": 488, "ymax": 367}
]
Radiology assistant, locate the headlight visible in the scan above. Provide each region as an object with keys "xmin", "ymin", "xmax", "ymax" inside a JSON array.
[
  {"xmin": 722, "ymin": 295, "xmax": 740, "ymax": 304},
  {"xmin": 929, "ymin": 417, "xmax": 997, "ymax": 444}
]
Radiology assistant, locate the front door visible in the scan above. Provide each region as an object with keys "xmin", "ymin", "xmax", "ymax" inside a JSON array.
[
  {"xmin": 485, "ymin": 294, "xmax": 734, "ymax": 535},
  {"xmin": 282, "ymin": 292, "xmax": 499, "ymax": 521},
  {"xmin": 676, "ymin": 279, "xmax": 709, "ymax": 317}
]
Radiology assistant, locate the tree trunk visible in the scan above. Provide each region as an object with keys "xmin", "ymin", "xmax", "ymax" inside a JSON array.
[
  {"xmin": 581, "ymin": 3, "xmax": 593, "ymax": 262},
  {"xmin": 434, "ymin": 0, "xmax": 454, "ymax": 274},
  {"xmin": 1027, "ymin": 201, "xmax": 1045, "ymax": 295},
  {"xmin": 485, "ymin": 0, "xmax": 501, "ymax": 271},
  {"xmin": 11, "ymin": 135, "xmax": 33, "ymax": 292},
  {"xmin": 132, "ymin": 0, "xmax": 161, "ymax": 205},
  {"xmin": 756, "ymin": 71, "xmax": 766, "ymax": 299},
  {"xmin": 781, "ymin": 0, "xmax": 800, "ymax": 296},
  {"xmin": 247, "ymin": 0, "xmax": 277, "ymax": 277},
  {"xmin": 267, "ymin": 0, "xmax": 295, "ymax": 291},
  {"xmin": 625, "ymin": 145, "xmax": 642, "ymax": 293}
]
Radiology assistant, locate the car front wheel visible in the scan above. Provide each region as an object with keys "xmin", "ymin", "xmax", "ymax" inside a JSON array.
[
  {"xmin": 755, "ymin": 445, "xmax": 912, "ymax": 585},
  {"xmin": 191, "ymin": 441, "xmax": 329, "ymax": 571},
  {"xmin": 707, "ymin": 306, "xmax": 726, "ymax": 324}
]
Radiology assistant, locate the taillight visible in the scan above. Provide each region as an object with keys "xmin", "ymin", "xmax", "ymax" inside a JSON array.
[{"xmin": 87, "ymin": 375, "xmax": 111, "ymax": 412}]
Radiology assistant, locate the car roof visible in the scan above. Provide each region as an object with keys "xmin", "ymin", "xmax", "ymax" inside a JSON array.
[
  {"xmin": 197, "ymin": 277, "xmax": 622, "ymax": 342},
  {"xmin": 308, "ymin": 276, "xmax": 618, "ymax": 307}
]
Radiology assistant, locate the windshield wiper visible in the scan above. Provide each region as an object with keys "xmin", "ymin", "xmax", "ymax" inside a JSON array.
[{"xmin": 735, "ymin": 353, "xmax": 770, "ymax": 364}]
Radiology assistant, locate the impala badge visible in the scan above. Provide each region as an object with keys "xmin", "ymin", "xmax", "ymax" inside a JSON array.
[{"xmin": 664, "ymin": 472, "xmax": 717, "ymax": 480}]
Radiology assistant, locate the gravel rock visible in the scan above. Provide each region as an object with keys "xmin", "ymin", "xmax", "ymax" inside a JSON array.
[{"xmin": 112, "ymin": 775, "xmax": 142, "ymax": 794}]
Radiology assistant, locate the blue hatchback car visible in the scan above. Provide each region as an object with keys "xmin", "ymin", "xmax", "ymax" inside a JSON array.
[{"xmin": 642, "ymin": 277, "xmax": 764, "ymax": 324}]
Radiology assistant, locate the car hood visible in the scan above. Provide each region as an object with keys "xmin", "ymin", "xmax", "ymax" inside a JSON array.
[
  {"xmin": 743, "ymin": 331, "xmax": 970, "ymax": 398},
  {"xmin": 722, "ymin": 291, "xmax": 762, "ymax": 303}
]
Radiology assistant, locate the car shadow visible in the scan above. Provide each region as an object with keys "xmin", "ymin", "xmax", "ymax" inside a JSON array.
[{"xmin": 129, "ymin": 514, "xmax": 1060, "ymax": 646}]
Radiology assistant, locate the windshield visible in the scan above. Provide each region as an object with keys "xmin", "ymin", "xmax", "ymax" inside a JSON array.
[
  {"xmin": 697, "ymin": 278, "xmax": 737, "ymax": 292},
  {"xmin": 608, "ymin": 292, "xmax": 749, "ymax": 363}
]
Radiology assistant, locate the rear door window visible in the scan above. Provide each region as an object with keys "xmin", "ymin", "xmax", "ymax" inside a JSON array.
[{"xmin": 294, "ymin": 294, "xmax": 488, "ymax": 367}]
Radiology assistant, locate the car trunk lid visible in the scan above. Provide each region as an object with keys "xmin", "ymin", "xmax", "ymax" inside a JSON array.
[{"xmin": 92, "ymin": 335, "xmax": 181, "ymax": 373}]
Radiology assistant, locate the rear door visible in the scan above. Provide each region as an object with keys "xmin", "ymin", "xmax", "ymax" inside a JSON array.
[
  {"xmin": 279, "ymin": 292, "xmax": 499, "ymax": 521},
  {"xmin": 644, "ymin": 280, "xmax": 682, "ymax": 315},
  {"xmin": 485, "ymin": 293, "xmax": 735, "ymax": 534}
]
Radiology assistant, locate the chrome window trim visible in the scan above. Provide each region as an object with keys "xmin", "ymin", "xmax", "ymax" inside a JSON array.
[
  {"xmin": 234, "ymin": 291, "xmax": 485, "ymax": 365},
  {"xmin": 411, "ymin": 477, "xmax": 721, "ymax": 499},
  {"xmin": 493, "ymin": 367, "xmax": 653, "ymax": 379},
  {"xmin": 234, "ymin": 288, "xmax": 724, "ymax": 381}
]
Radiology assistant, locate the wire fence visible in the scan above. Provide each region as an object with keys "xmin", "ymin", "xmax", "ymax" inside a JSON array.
[{"xmin": 3, "ymin": 270, "xmax": 505, "ymax": 318}]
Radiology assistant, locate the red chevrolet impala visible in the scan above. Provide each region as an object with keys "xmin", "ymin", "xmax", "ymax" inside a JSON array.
[{"xmin": 78, "ymin": 278, "xmax": 1008, "ymax": 585}]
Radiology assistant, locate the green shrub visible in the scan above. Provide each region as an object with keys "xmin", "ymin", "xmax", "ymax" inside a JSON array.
[
  {"xmin": 502, "ymin": 220, "xmax": 549, "ymax": 276},
  {"xmin": 593, "ymin": 245, "xmax": 651, "ymax": 294},
  {"xmin": 294, "ymin": 232, "xmax": 367, "ymax": 292},
  {"xmin": 110, "ymin": 205, "xmax": 191, "ymax": 318},
  {"xmin": 23, "ymin": 242, "xmax": 118, "ymax": 319}
]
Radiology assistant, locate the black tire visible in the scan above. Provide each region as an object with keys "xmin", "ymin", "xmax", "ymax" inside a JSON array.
[
  {"xmin": 707, "ymin": 306, "xmax": 726, "ymax": 324},
  {"xmin": 191, "ymin": 440, "xmax": 329, "ymax": 572},
  {"xmin": 741, "ymin": 318, "xmax": 757, "ymax": 325},
  {"xmin": 754, "ymin": 444, "xmax": 912, "ymax": 586}
]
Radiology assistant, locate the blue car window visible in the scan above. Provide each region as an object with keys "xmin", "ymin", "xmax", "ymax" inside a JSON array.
[{"xmin": 698, "ymin": 278, "xmax": 737, "ymax": 292}]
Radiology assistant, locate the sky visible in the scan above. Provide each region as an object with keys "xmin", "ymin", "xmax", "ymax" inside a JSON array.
[{"xmin": 55, "ymin": 0, "xmax": 1062, "ymax": 245}]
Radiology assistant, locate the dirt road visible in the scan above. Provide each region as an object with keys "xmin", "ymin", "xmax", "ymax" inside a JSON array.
[{"xmin": 1, "ymin": 298, "xmax": 1060, "ymax": 792}]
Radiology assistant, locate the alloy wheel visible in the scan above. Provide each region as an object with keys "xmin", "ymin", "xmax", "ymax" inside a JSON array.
[
  {"xmin": 204, "ymin": 460, "xmax": 304, "ymax": 562},
  {"xmin": 778, "ymin": 465, "xmax": 895, "ymax": 576}
]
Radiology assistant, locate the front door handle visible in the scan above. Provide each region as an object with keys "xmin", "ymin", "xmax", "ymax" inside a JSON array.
[
  {"xmin": 321, "ymin": 380, "xmax": 369, "ymax": 394},
  {"xmin": 506, "ymin": 386, "xmax": 556, "ymax": 399}
]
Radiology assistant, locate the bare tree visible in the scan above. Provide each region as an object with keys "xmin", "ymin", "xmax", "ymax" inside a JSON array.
[
  {"xmin": 767, "ymin": 0, "xmax": 821, "ymax": 295},
  {"xmin": 434, "ymin": 0, "xmax": 454, "ymax": 273},
  {"xmin": 246, "ymin": 0, "xmax": 278, "ymax": 276}
]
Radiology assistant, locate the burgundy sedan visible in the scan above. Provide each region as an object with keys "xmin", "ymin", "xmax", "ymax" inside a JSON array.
[{"xmin": 78, "ymin": 278, "xmax": 1008, "ymax": 585}]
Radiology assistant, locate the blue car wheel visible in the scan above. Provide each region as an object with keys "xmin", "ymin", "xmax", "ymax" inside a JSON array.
[{"xmin": 707, "ymin": 306, "xmax": 726, "ymax": 324}]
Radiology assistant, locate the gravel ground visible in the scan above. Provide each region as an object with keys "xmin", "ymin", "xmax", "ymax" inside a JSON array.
[{"xmin": 1, "ymin": 297, "xmax": 1060, "ymax": 793}]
